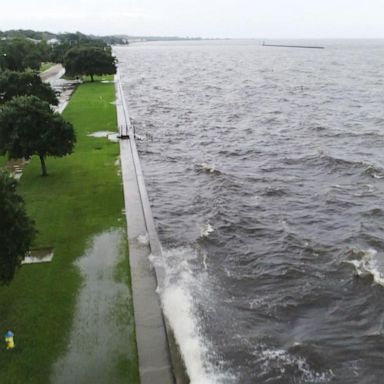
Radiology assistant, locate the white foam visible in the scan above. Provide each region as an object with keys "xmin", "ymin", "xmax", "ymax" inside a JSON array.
[
  {"xmin": 161, "ymin": 247, "xmax": 225, "ymax": 384},
  {"xmin": 137, "ymin": 233, "xmax": 149, "ymax": 245},
  {"xmin": 202, "ymin": 252, "xmax": 208, "ymax": 270},
  {"xmin": 162, "ymin": 286, "xmax": 213, "ymax": 384},
  {"xmin": 345, "ymin": 248, "xmax": 384, "ymax": 286},
  {"xmin": 200, "ymin": 223, "xmax": 214, "ymax": 238},
  {"xmin": 196, "ymin": 163, "xmax": 220, "ymax": 174},
  {"xmin": 365, "ymin": 166, "xmax": 384, "ymax": 179},
  {"xmin": 134, "ymin": 133, "xmax": 146, "ymax": 141},
  {"xmin": 148, "ymin": 253, "xmax": 163, "ymax": 271},
  {"xmin": 255, "ymin": 346, "xmax": 333, "ymax": 383},
  {"xmin": 202, "ymin": 163, "xmax": 216, "ymax": 173}
]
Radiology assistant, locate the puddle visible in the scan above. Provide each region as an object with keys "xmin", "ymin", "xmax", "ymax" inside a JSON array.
[
  {"xmin": 22, "ymin": 247, "xmax": 54, "ymax": 264},
  {"xmin": 51, "ymin": 230, "xmax": 135, "ymax": 384},
  {"xmin": 88, "ymin": 131, "xmax": 119, "ymax": 142}
]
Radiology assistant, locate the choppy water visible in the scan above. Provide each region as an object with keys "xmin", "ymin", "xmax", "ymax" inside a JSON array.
[{"xmin": 115, "ymin": 40, "xmax": 384, "ymax": 384}]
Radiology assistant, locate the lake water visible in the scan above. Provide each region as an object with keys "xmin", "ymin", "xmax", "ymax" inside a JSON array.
[{"xmin": 115, "ymin": 40, "xmax": 384, "ymax": 384}]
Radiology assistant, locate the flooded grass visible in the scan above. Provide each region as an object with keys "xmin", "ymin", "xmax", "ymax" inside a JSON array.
[
  {"xmin": 52, "ymin": 230, "xmax": 138, "ymax": 384},
  {"xmin": 0, "ymin": 77, "xmax": 139, "ymax": 383}
]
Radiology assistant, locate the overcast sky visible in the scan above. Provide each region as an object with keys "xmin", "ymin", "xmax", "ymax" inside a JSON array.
[{"xmin": 2, "ymin": 0, "xmax": 384, "ymax": 38}]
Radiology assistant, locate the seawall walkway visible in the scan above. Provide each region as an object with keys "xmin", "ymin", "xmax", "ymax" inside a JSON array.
[{"xmin": 115, "ymin": 73, "xmax": 180, "ymax": 384}]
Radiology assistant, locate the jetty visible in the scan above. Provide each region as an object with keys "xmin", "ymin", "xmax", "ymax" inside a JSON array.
[{"xmin": 262, "ymin": 42, "xmax": 324, "ymax": 49}]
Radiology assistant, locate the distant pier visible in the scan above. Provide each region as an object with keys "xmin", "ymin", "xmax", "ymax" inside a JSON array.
[{"xmin": 262, "ymin": 42, "xmax": 324, "ymax": 49}]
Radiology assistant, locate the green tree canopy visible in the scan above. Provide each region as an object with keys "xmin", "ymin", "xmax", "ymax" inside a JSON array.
[
  {"xmin": 0, "ymin": 70, "xmax": 58, "ymax": 105},
  {"xmin": 0, "ymin": 171, "xmax": 36, "ymax": 284},
  {"xmin": 0, "ymin": 96, "xmax": 76, "ymax": 176},
  {"xmin": 0, "ymin": 38, "xmax": 50, "ymax": 71},
  {"xmin": 50, "ymin": 32, "xmax": 108, "ymax": 63},
  {"xmin": 64, "ymin": 46, "xmax": 116, "ymax": 81}
]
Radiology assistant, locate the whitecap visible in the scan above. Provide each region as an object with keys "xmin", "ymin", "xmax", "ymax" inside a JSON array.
[
  {"xmin": 254, "ymin": 346, "xmax": 334, "ymax": 383},
  {"xmin": 195, "ymin": 163, "xmax": 220, "ymax": 175},
  {"xmin": 344, "ymin": 248, "xmax": 384, "ymax": 286},
  {"xmin": 364, "ymin": 165, "xmax": 384, "ymax": 179},
  {"xmin": 200, "ymin": 223, "xmax": 214, "ymax": 238},
  {"xmin": 134, "ymin": 133, "xmax": 146, "ymax": 141}
]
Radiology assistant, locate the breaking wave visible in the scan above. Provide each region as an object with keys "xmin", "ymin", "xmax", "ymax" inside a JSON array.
[
  {"xmin": 344, "ymin": 248, "xmax": 384, "ymax": 286},
  {"xmin": 200, "ymin": 223, "xmax": 215, "ymax": 238},
  {"xmin": 161, "ymin": 247, "xmax": 232, "ymax": 383},
  {"xmin": 195, "ymin": 163, "xmax": 221, "ymax": 175},
  {"xmin": 363, "ymin": 165, "xmax": 384, "ymax": 179},
  {"xmin": 254, "ymin": 345, "xmax": 334, "ymax": 383}
]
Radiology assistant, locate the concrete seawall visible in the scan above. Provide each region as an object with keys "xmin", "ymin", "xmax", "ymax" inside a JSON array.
[{"xmin": 115, "ymin": 73, "xmax": 189, "ymax": 384}]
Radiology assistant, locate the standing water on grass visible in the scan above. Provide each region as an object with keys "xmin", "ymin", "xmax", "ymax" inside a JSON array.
[
  {"xmin": 52, "ymin": 230, "xmax": 136, "ymax": 384},
  {"xmin": 115, "ymin": 40, "xmax": 384, "ymax": 383}
]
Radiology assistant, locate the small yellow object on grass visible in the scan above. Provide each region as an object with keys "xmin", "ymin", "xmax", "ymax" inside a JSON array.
[{"xmin": 5, "ymin": 330, "xmax": 15, "ymax": 350}]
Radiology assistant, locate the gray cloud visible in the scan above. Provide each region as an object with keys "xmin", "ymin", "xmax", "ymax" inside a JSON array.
[{"xmin": 1, "ymin": 0, "xmax": 384, "ymax": 38}]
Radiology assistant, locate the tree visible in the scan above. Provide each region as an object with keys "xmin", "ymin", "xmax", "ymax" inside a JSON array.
[
  {"xmin": 0, "ymin": 38, "xmax": 49, "ymax": 71},
  {"xmin": 0, "ymin": 171, "xmax": 36, "ymax": 283},
  {"xmin": 0, "ymin": 96, "xmax": 76, "ymax": 176},
  {"xmin": 64, "ymin": 46, "xmax": 116, "ymax": 81},
  {"xmin": 0, "ymin": 70, "xmax": 58, "ymax": 105},
  {"xmin": 50, "ymin": 32, "xmax": 109, "ymax": 63}
]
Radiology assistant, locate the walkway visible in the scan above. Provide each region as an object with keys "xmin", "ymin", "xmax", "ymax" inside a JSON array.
[
  {"xmin": 115, "ymin": 74, "xmax": 176, "ymax": 383},
  {"xmin": 40, "ymin": 64, "xmax": 80, "ymax": 113}
]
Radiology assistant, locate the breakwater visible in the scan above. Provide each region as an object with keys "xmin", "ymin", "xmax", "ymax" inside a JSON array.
[{"xmin": 262, "ymin": 42, "xmax": 324, "ymax": 49}]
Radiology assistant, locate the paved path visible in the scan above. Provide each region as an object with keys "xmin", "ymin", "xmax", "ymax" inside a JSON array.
[
  {"xmin": 40, "ymin": 63, "xmax": 66, "ymax": 82},
  {"xmin": 40, "ymin": 64, "xmax": 79, "ymax": 113}
]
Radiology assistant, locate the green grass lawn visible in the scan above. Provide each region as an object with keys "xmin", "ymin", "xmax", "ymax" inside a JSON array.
[{"xmin": 0, "ymin": 79, "xmax": 139, "ymax": 383}]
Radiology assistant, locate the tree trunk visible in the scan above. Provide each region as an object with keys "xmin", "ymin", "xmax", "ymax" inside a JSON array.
[
  {"xmin": 39, "ymin": 155, "xmax": 48, "ymax": 176},
  {"xmin": 90, "ymin": 74, "xmax": 94, "ymax": 82}
]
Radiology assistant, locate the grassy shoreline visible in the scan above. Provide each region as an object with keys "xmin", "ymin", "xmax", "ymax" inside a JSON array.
[{"xmin": 0, "ymin": 79, "xmax": 139, "ymax": 383}]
